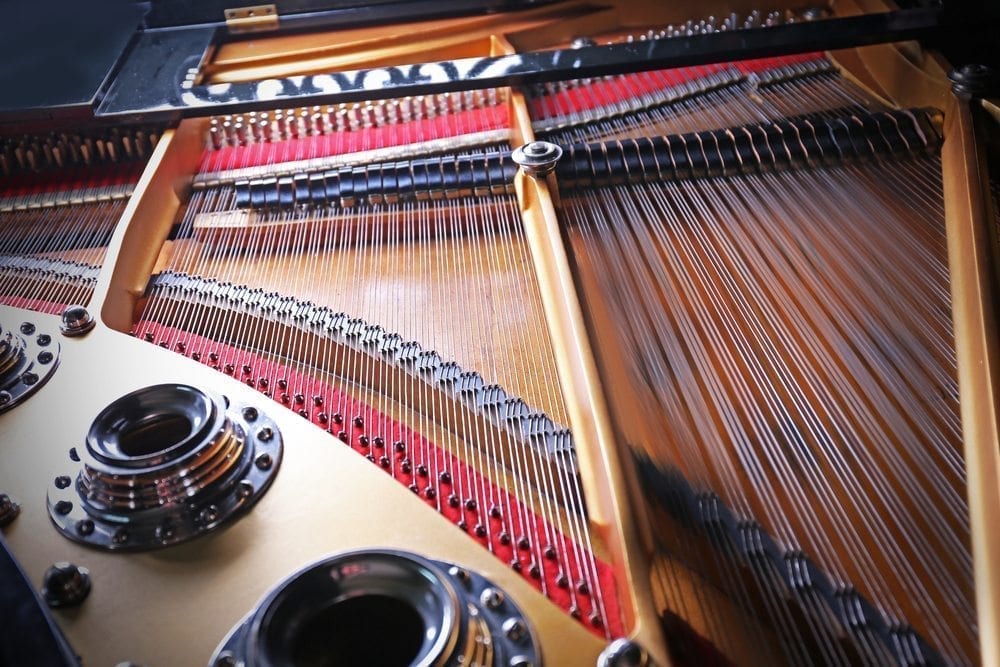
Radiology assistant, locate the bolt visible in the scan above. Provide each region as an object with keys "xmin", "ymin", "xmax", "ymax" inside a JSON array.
[
  {"xmin": 597, "ymin": 638, "xmax": 648, "ymax": 667},
  {"xmin": 503, "ymin": 618, "xmax": 528, "ymax": 643},
  {"xmin": 238, "ymin": 480, "xmax": 254, "ymax": 498},
  {"xmin": 257, "ymin": 427, "xmax": 273, "ymax": 442},
  {"xmin": 20, "ymin": 322, "xmax": 35, "ymax": 335},
  {"xmin": 448, "ymin": 566, "xmax": 471, "ymax": 586},
  {"xmin": 22, "ymin": 372, "xmax": 38, "ymax": 386},
  {"xmin": 54, "ymin": 500, "xmax": 73, "ymax": 515},
  {"xmin": 480, "ymin": 587, "xmax": 505, "ymax": 610},
  {"xmin": 243, "ymin": 406, "xmax": 259, "ymax": 421},
  {"xmin": 0, "ymin": 391, "xmax": 11, "ymax": 406},
  {"xmin": 42, "ymin": 562, "xmax": 91, "ymax": 608},
  {"xmin": 54, "ymin": 475, "xmax": 71, "ymax": 489},
  {"xmin": 255, "ymin": 452, "xmax": 273, "ymax": 470},
  {"xmin": 60, "ymin": 305, "xmax": 96, "ymax": 337},
  {"xmin": 112, "ymin": 528, "xmax": 130, "ymax": 545},
  {"xmin": 198, "ymin": 505, "xmax": 220, "ymax": 526},
  {"xmin": 0, "ymin": 493, "xmax": 21, "ymax": 527},
  {"xmin": 36, "ymin": 334, "xmax": 51, "ymax": 346},
  {"xmin": 156, "ymin": 522, "xmax": 175, "ymax": 541},
  {"xmin": 76, "ymin": 519, "xmax": 95, "ymax": 536},
  {"xmin": 511, "ymin": 141, "xmax": 563, "ymax": 178},
  {"xmin": 69, "ymin": 447, "xmax": 80, "ymax": 461}
]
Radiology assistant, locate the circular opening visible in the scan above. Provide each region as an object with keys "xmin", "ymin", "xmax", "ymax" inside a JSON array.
[
  {"xmin": 291, "ymin": 594, "xmax": 425, "ymax": 667},
  {"xmin": 118, "ymin": 413, "xmax": 194, "ymax": 458}
]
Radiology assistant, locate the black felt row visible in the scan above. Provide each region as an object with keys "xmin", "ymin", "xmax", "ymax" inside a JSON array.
[
  {"xmin": 554, "ymin": 107, "xmax": 941, "ymax": 187},
  {"xmin": 234, "ymin": 152, "xmax": 517, "ymax": 209}
]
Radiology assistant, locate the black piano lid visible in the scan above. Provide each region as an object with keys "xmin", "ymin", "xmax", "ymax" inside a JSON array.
[
  {"xmin": 0, "ymin": 0, "xmax": 145, "ymax": 123},
  {"xmin": 98, "ymin": 6, "xmax": 950, "ymax": 123}
]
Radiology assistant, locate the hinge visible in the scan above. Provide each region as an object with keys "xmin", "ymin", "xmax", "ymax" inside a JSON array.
[{"xmin": 224, "ymin": 4, "xmax": 279, "ymax": 34}]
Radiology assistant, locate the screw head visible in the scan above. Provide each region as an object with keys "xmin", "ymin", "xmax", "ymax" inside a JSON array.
[
  {"xmin": 255, "ymin": 452, "xmax": 273, "ymax": 470},
  {"xmin": 198, "ymin": 505, "xmax": 220, "ymax": 526},
  {"xmin": 20, "ymin": 322, "xmax": 35, "ymax": 335},
  {"xmin": 511, "ymin": 141, "xmax": 563, "ymax": 178},
  {"xmin": 597, "ymin": 638, "xmax": 648, "ymax": 667},
  {"xmin": 480, "ymin": 587, "xmax": 505, "ymax": 610},
  {"xmin": 21, "ymin": 372, "xmax": 38, "ymax": 386},
  {"xmin": 503, "ymin": 617, "xmax": 528, "ymax": 643},
  {"xmin": 42, "ymin": 562, "xmax": 91, "ymax": 608},
  {"xmin": 0, "ymin": 391, "xmax": 10, "ymax": 406},
  {"xmin": 257, "ymin": 427, "xmax": 274, "ymax": 442},
  {"xmin": 215, "ymin": 652, "xmax": 237, "ymax": 667},
  {"xmin": 60, "ymin": 305, "xmax": 96, "ymax": 337},
  {"xmin": 0, "ymin": 493, "xmax": 21, "ymax": 527},
  {"xmin": 448, "ymin": 565, "xmax": 471, "ymax": 586},
  {"xmin": 242, "ymin": 406, "xmax": 258, "ymax": 421}
]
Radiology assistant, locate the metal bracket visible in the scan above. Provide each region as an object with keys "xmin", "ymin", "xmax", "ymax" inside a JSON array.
[{"xmin": 224, "ymin": 4, "xmax": 278, "ymax": 34}]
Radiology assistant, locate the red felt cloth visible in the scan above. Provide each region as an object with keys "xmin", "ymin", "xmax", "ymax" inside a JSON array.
[
  {"xmin": 1, "ymin": 163, "xmax": 142, "ymax": 199},
  {"xmin": 202, "ymin": 104, "xmax": 510, "ymax": 173},
  {"xmin": 135, "ymin": 319, "xmax": 623, "ymax": 637},
  {"xmin": 530, "ymin": 53, "xmax": 827, "ymax": 121}
]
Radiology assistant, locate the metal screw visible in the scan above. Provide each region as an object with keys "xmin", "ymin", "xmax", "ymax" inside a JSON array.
[
  {"xmin": 76, "ymin": 519, "xmax": 95, "ymax": 536},
  {"xmin": 0, "ymin": 493, "xmax": 20, "ymax": 527},
  {"xmin": 38, "ymin": 351, "xmax": 53, "ymax": 364},
  {"xmin": 36, "ymin": 334, "xmax": 51, "ymax": 346},
  {"xmin": 597, "ymin": 638, "xmax": 649, "ymax": 667},
  {"xmin": 448, "ymin": 565, "xmax": 471, "ymax": 587},
  {"xmin": 42, "ymin": 562, "xmax": 91, "ymax": 608},
  {"xmin": 60, "ymin": 305, "xmax": 96, "ymax": 337},
  {"xmin": 54, "ymin": 500, "xmax": 73, "ymax": 515},
  {"xmin": 257, "ymin": 427, "xmax": 273, "ymax": 442},
  {"xmin": 20, "ymin": 322, "xmax": 35, "ymax": 335},
  {"xmin": 69, "ymin": 447, "xmax": 80, "ymax": 461},
  {"xmin": 21, "ymin": 372, "xmax": 38, "ymax": 386},
  {"xmin": 503, "ymin": 618, "xmax": 528, "ymax": 643},
  {"xmin": 255, "ymin": 452, "xmax": 273, "ymax": 470},
  {"xmin": 949, "ymin": 63, "xmax": 999, "ymax": 97},
  {"xmin": 511, "ymin": 141, "xmax": 563, "ymax": 178},
  {"xmin": 480, "ymin": 587, "xmax": 505, "ymax": 610},
  {"xmin": 198, "ymin": 505, "xmax": 220, "ymax": 525},
  {"xmin": 0, "ymin": 391, "xmax": 10, "ymax": 406},
  {"xmin": 112, "ymin": 528, "xmax": 130, "ymax": 545},
  {"xmin": 54, "ymin": 475, "xmax": 71, "ymax": 489},
  {"xmin": 509, "ymin": 657, "xmax": 534, "ymax": 667},
  {"xmin": 238, "ymin": 480, "xmax": 254, "ymax": 498},
  {"xmin": 156, "ymin": 522, "xmax": 175, "ymax": 541},
  {"xmin": 242, "ymin": 406, "xmax": 258, "ymax": 421}
]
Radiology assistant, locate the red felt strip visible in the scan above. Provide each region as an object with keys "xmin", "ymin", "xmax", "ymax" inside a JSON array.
[
  {"xmin": 202, "ymin": 104, "xmax": 510, "ymax": 174},
  {"xmin": 134, "ymin": 319, "xmax": 622, "ymax": 637}
]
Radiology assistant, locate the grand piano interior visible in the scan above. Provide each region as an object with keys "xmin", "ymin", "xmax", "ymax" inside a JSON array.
[{"xmin": 1, "ymin": 1, "xmax": 999, "ymax": 665}]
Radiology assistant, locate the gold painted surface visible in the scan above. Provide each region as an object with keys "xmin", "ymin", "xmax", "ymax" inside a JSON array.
[
  {"xmin": 0, "ymin": 307, "xmax": 606, "ymax": 666},
  {"xmin": 941, "ymin": 95, "xmax": 1000, "ymax": 667}
]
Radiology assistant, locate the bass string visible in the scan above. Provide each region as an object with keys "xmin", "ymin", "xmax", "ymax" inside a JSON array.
[
  {"xmin": 567, "ymin": 189, "xmax": 807, "ymax": 665},
  {"xmin": 564, "ymin": 149, "xmax": 968, "ymax": 664},
  {"xmin": 0, "ymin": 193, "xmax": 126, "ymax": 311}
]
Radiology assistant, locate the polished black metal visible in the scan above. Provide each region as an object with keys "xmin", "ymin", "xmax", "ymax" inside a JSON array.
[
  {"xmin": 0, "ymin": 318, "xmax": 60, "ymax": 415},
  {"xmin": 98, "ymin": 8, "xmax": 945, "ymax": 122},
  {"xmin": 41, "ymin": 562, "xmax": 91, "ymax": 608},
  {"xmin": 211, "ymin": 550, "xmax": 541, "ymax": 667},
  {"xmin": 47, "ymin": 384, "xmax": 283, "ymax": 550}
]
